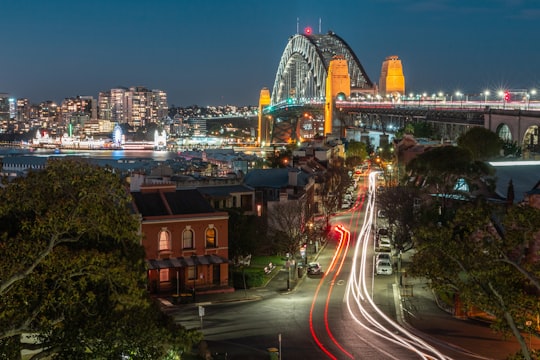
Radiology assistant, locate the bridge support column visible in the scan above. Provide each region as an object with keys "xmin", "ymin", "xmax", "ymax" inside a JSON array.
[
  {"xmin": 325, "ymin": 55, "xmax": 350, "ymax": 140},
  {"xmin": 258, "ymin": 88, "xmax": 271, "ymax": 146}
]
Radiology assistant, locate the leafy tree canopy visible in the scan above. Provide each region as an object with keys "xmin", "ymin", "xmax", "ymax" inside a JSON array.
[
  {"xmin": 376, "ymin": 186, "xmax": 421, "ymax": 251},
  {"xmin": 346, "ymin": 140, "xmax": 368, "ymax": 167},
  {"xmin": 409, "ymin": 203, "xmax": 540, "ymax": 359},
  {"xmin": 457, "ymin": 127, "xmax": 503, "ymax": 161},
  {"xmin": 0, "ymin": 158, "xmax": 196, "ymax": 359},
  {"xmin": 406, "ymin": 145, "xmax": 494, "ymax": 195}
]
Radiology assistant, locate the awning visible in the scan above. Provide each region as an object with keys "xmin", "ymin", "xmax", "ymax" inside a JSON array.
[{"xmin": 146, "ymin": 255, "xmax": 229, "ymax": 270}]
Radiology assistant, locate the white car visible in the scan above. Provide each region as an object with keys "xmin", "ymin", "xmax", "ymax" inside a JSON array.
[
  {"xmin": 378, "ymin": 236, "xmax": 392, "ymax": 251},
  {"xmin": 307, "ymin": 262, "xmax": 322, "ymax": 275},
  {"xmin": 376, "ymin": 260, "xmax": 393, "ymax": 275}
]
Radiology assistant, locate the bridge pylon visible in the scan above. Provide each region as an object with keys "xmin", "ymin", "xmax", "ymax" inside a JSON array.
[
  {"xmin": 258, "ymin": 87, "xmax": 271, "ymax": 146},
  {"xmin": 325, "ymin": 55, "xmax": 350, "ymax": 138}
]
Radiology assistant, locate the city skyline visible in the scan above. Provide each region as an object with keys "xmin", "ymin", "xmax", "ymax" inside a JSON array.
[{"xmin": 1, "ymin": 0, "xmax": 539, "ymax": 106}]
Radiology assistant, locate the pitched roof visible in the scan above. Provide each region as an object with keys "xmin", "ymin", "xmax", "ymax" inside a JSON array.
[
  {"xmin": 243, "ymin": 168, "xmax": 311, "ymax": 188},
  {"xmin": 131, "ymin": 188, "xmax": 215, "ymax": 217},
  {"xmin": 197, "ymin": 184, "xmax": 254, "ymax": 198},
  {"xmin": 243, "ymin": 168, "xmax": 290, "ymax": 188}
]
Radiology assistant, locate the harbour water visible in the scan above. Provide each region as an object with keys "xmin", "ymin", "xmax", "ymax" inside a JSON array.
[{"xmin": 0, "ymin": 148, "xmax": 180, "ymax": 161}]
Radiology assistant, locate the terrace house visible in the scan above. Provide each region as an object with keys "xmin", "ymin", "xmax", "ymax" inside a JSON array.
[{"xmin": 131, "ymin": 183, "xmax": 230, "ymax": 294}]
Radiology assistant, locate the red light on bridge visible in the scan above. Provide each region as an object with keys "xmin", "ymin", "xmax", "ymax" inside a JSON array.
[
  {"xmin": 304, "ymin": 26, "xmax": 312, "ymax": 35},
  {"xmin": 504, "ymin": 91, "xmax": 510, "ymax": 102}
]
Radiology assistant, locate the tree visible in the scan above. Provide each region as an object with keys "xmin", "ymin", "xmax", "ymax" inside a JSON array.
[
  {"xmin": 267, "ymin": 198, "xmax": 306, "ymax": 258},
  {"xmin": 345, "ymin": 140, "xmax": 368, "ymax": 167},
  {"xmin": 376, "ymin": 186, "xmax": 421, "ymax": 252},
  {"xmin": 395, "ymin": 121, "xmax": 435, "ymax": 139},
  {"xmin": 0, "ymin": 158, "xmax": 196, "ymax": 359},
  {"xmin": 406, "ymin": 145, "xmax": 495, "ymax": 220},
  {"xmin": 507, "ymin": 179, "xmax": 515, "ymax": 207},
  {"xmin": 502, "ymin": 139, "xmax": 522, "ymax": 158},
  {"xmin": 457, "ymin": 127, "xmax": 503, "ymax": 161},
  {"xmin": 319, "ymin": 165, "xmax": 350, "ymax": 228},
  {"xmin": 409, "ymin": 203, "xmax": 540, "ymax": 360},
  {"xmin": 226, "ymin": 208, "xmax": 261, "ymax": 259}
]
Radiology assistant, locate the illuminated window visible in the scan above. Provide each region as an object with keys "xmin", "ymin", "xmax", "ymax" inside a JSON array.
[
  {"xmin": 183, "ymin": 228, "xmax": 194, "ymax": 249},
  {"xmin": 206, "ymin": 226, "xmax": 216, "ymax": 248},
  {"xmin": 158, "ymin": 228, "xmax": 171, "ymax": 252},
  {"xmin": 160, "ymin": 268, "xmax": 169, "ymax": 282}
]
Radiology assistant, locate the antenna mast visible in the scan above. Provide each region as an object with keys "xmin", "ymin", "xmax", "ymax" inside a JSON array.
[
  {"xmin": 319, "ymin": 18, "xmax": 321, "ymax": 33},
  {"xmin": 297, "ymin": 17, "xmax": 299, "ymax": 34}
]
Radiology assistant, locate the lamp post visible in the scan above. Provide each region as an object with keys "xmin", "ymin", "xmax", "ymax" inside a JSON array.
[
  {"xmin": 455, "ymin": 91, "xmax": 463, "ymax": 108},
  {"xmin": 498, "ymin": 90, "xmax": 505, "ymax": 109},
  {"xmin": 484, "ymin": 90, "xmax": 490, "ymax": 105},
  {"xmin": 528, "ymin": 89, "xmax": 537, "ymax": 110}
]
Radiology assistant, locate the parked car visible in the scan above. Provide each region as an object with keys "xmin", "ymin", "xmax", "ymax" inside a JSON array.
[
  {"xmin": 376, "ymin": 260, "xmax": 393, "ymax": 275},
  {"xmin": 378, "ymin": 236, "xmax": 392, "ymax": 251},
  {"xmin": 341, "ymin": 201, "xmax": 351, "ymax": 209},
  {"xmin": 376, "ymin": 252, "xmax": 392, "ymax": 263},
  {"xmin": 377, "ymin": 227, "xmax": 389, "ymax": 238},
  {"xmin": 307, "ymin": 262, "xmax": 322, "ymax": 275}
]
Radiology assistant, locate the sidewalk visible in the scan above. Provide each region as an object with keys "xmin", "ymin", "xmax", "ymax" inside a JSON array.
[
  {"xmin": 394, "ymin": 250, "xmax": 528, "ymax": 360},
  {"xmin": 157, "ymin": 263, "xmax": 303, "ymax": 310}
]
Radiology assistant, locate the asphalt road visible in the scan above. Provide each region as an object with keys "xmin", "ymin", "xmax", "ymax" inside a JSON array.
[{"xmin": 164, "ymin": 176, "xmax": 539, "ymax": 359}]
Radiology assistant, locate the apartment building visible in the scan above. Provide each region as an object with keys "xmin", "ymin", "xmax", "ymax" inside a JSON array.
[{"xmin": 98, "ymin": 86, "xmax": 167, "ymax": 128}]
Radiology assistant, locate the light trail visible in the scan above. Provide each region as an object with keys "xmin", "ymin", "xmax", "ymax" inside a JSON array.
[
  {"xmin": 310, "ymin": 170, "xmax": 493, "ymax": 359},
  {"xmin": 309, "ymin": 226, "xmax": 349, "ymax": 359},
  {"xmin": 343, "ymin": 171, "xmax": 451, "ymax": 359},
  {"xmin": 323, "ymin": 226, "xmax": 353, "ymax": 359}
]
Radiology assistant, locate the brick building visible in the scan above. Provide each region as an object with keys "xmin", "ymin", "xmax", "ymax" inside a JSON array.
[{"xmin": 131, "ymin": 183, "xmax": 230, "ymax": 294}]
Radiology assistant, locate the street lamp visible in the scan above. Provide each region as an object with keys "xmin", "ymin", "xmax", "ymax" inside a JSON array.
[
  {"xmin": 498, "ymin": 90, "xmax": 505, "ymax": 109},
  {"xmin": 528, "ymin": 89, "xmax": 537, "ymax": 110},
  {"xmin": 455, "ymin": 91, "xmax": 463, "ymax": 108},
  {"xmin": 483, "ymin": 90, "xmax": 490, "ymax": 104}
]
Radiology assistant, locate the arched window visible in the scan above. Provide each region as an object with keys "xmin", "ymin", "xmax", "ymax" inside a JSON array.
[
  {"xmin": 183, "ymin": 228, "xmax": 194, "ymax": 249},
  {"xmin": 158, "ymin": 228, "xmax": 171, "ymax": 252},
  {"xmin": 206, "ymin": 226, "xmax": 216, "ymax": 248}
]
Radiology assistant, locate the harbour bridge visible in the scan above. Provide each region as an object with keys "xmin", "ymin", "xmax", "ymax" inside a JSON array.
[{"xmin": 258, "ymin": 30, "xmax": 540, "ymax": 155}]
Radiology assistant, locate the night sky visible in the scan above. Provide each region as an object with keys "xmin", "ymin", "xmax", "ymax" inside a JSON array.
[{"xmin": 2, "ymin": 0, "xmax": 539, "ymax": 106}]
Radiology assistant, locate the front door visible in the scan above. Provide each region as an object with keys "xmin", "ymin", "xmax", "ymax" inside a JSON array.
[{"xmin": 213, "ymin": 264, "xmax": 220, "ymax": 285}]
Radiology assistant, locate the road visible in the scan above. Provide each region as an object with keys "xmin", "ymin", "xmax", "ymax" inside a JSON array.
[{"xmin": 166, "ymin": 172, "xmax": 538, "ymax": 359}]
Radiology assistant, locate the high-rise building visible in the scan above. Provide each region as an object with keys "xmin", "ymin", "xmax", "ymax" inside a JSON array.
[
  {"xmin": 16, "ymin": 98, "xmax": 31, "ymax": 122},
  {"xmin": 98, "ymin": 86, "xmax": 167, "ymax": 128},
  {"xmin": 379, "ymin": 55, "xmax": 405, "ymax": 97},
  {"xmin": 59, "ymin": 96, "xmax": 96, "ymax": 136},
  {"xmin": 0, "ymin": 94, "xmax": 9, "ymax": 124}
]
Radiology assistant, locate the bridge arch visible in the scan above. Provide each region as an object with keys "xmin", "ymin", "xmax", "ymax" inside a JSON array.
[
  {"xmin": 486, "ymin": 110, "xmax": 540, "ymax": 155},
  {"xmin": 495, "ymin": 123, "xmax": 512, "ymax": 142},
  {"xmin": 523, "ymin": 125, "xmax": 539, "ymax": 153},
  {"xmin": 271, "ymin": 31, "xmax": 374, "ymax": 105}
]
